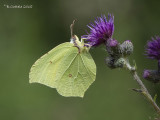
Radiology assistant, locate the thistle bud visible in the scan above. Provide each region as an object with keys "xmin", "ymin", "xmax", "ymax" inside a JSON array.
[
  {"xmin": 106, "ymin": 38, "xmax": 120, "ymax": 57},
  {"xmin": 120, "ymin": 40, "xmax": 133, "ymax": 56},
  {"xmin": 105, "ymin": 57, "xmax": 116, "ymax": 69},
  {"xmin": 143, "ymin": 70, "xmax": 160, "ymax": 83},
  {"xmin": 114, "ymin": 58, "xmax": 125, "ymax": 68}
]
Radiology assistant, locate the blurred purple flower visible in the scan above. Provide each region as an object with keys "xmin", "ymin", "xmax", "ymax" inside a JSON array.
[
  {"xmin": 143, "ymin": 36, "xmax": 160, "ymax": 82},
  {"xmin": 143, "ymin": 69, "xmax": 160, "ymax": 83},
  {"xmin": 143, "ymin": 70, "xmax": 150, "ymax": 79},
  {"xmin": 146, "ymin": 36, "xmax": 160, "ymax": 60},
  {"xmin": 82, "ymin": 14, "xmax": 114, "ymax": 46}
]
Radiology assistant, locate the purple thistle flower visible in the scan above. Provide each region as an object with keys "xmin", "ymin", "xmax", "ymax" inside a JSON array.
[
  {"xmin": 82, "ymin": 14, "xmax": 114, "ymax": 46},
  {"xmin": 143, "ymin": 69, "xmax": 160, "ymax": 83},
  {"xmin": 146, "ymin": 36, "xmax": 160, "ymax": 60},
  {"xmin": 143, "ymin": 36, "xmax": 160, "ymax": 83},
  {"xmin": 143, "ymin": 70, "xmax": 150, "ymax": 79}
]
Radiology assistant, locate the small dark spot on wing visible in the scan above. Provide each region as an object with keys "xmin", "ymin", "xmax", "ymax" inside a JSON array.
[
  {"xmin": 69, "ymin": 74, "xmax": 72, "ymax": 77},
  {"xmin": 49, "ymin": 61, "xmax": 52, "ymax": 64}
]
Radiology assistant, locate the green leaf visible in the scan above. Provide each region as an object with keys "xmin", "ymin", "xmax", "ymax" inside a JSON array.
[
  {"xmin": 29, "ymin": 42, "xmax": 96, "ymax": 97},
  {"xmin": 154, "ymin": 94, "xmax": 157, "ymax": 102}
]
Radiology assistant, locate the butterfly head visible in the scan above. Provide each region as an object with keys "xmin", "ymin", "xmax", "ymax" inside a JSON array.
[{"xmin": 70, "ymin": 35, "xmax": 91, "ymax": 53}]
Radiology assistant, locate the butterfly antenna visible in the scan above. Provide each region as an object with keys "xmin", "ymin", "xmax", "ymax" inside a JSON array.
[{"xmin": 70, "ymin": 19, "xmax": 77, "ymax": 39}]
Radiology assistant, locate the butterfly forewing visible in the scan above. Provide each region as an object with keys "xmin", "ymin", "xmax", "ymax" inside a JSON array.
[{"xmin": 29, "ymin": 42, "xmax": 74, "ymax": 87}]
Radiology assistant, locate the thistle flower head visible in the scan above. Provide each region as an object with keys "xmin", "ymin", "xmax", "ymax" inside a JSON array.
[
  {"xmin": 146, "ymin": 36, "xmax": 160, "ymax": 60},
  {"xmin": 143, "ymin": 69, "xmax": 160, "ymax": 83},
  {"xmin": 82, "ymin": 14, "xmax": 114, "ymax": 46},
  {"xmin": 143, "ymin": 70, "xmax": 150, "ymax": 79}
]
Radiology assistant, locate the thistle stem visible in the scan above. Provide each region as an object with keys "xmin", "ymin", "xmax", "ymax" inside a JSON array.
[{"xmin": 125, "ymin": 60, "xmax": 160, "ymax": 115}]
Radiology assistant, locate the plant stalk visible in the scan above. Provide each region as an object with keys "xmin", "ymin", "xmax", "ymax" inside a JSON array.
[{"xmin": 125, "ymin": 60, "xmax": 160, "ymax": 115}]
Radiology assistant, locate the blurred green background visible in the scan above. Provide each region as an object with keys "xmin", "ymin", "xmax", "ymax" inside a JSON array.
[{"xmin": 1, "ymin": 0, "xmax": 160, "ymax": 120}]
